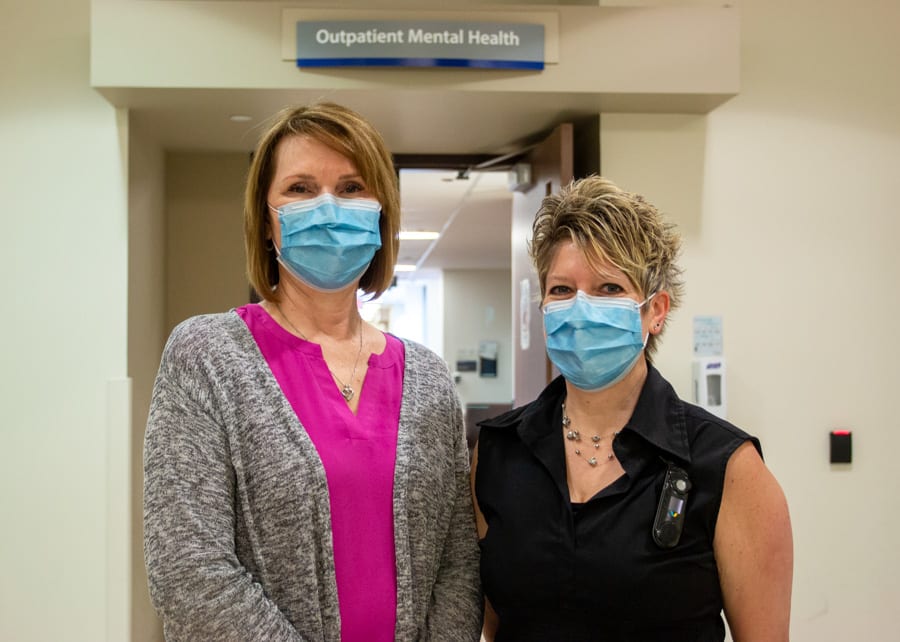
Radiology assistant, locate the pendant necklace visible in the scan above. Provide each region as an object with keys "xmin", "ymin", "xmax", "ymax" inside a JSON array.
[
  {"xmin": 274, "ymin": 302, "xmax": 364, "ymax": 402},
  {"xmin": 562, "ymin": 401, "xmax": 619, "ymax": 467}
]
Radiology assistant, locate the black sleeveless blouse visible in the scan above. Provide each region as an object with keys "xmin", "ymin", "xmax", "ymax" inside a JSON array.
[{"xmin": 475, "ymin": 367, "xmax": 759, "ymax": 641}]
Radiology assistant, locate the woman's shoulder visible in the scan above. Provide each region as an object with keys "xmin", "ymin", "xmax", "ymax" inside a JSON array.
[
  {"xmin": 478, "ymin": 376, "xmax": 565, "ymax": 435},
  {"xmin": 170, "ymin": 309, "xmax": 242, "ymax": 333},
  {"xmin": 161, "ymin": 310, "xmax": 256, "ymax": 372},
  {"xmin": 395, "ymin": 337, "xmax": 451, "ymax": 374},
  {"xmin": 167, "ymin": 311, "xmax": 247, "ymax": 347},
  {"xmin": 645, "ymin": 365, "xmax": 760, "ymax": 460},
  {"xmin": 681, "ymin": 400, "xmax": 762, "ymax": 459}
]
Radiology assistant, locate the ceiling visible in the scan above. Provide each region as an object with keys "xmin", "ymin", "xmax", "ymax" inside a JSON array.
[
  {"xmin": 397, "ymin": 168, "xmax": 514, "ymax": 272},
  {"xmin": 113, "ymin": 1, "xmax": 605, "ymax": 277},
  {"xmin": 108, "ymin": 0, "xmax": 732, "ymax": 278},
  {"xmin": 126, "ymin": 87, "xmax": 578, "ymax": 276}
]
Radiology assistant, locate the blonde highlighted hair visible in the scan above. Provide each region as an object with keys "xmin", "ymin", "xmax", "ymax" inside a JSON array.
[{"xmin": 529, "ymin": 175, "xmax": 684, "ymax": 357}]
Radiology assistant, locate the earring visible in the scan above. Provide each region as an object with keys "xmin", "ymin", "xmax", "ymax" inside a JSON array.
[{"xmin": 265, "ymin": 239, "xmax": 274, "ymax": 252}]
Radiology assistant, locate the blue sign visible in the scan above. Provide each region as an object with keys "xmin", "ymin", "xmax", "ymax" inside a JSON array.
[{"xmin": 296, "ymin": 20, "xmax": 545, "ymax": 70}]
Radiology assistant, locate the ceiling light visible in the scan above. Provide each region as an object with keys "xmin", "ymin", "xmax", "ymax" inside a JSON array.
[
  {"xmin": 399, "ymin": 231, "xmax": 440, "ymax": 241},
  {"xmin": 229, "ymin": 114, "xmax": 253, "ymax": 122},
  {"xmin": 394, "ymin": 264, "xmax": 417, "ymax": 272}
]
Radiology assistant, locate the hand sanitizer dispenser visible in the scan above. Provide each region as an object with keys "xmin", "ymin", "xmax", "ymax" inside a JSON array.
[{"xmin": 692, "ymin": 357, "xmax": 726, "ymax": 419}]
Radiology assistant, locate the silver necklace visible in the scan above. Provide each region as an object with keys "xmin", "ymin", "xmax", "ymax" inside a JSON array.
[
  {"xmin": 274, "ymin": 302, "xmax": 364, "ymax": 402},
  {"xmin": 562, "ymin": 401, "xmax": 619, "ymax": 467}
]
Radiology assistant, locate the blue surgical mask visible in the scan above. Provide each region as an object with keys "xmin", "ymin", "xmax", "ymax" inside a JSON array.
[
  {"xmin": 270, "ymin": 194, "xmax": 382, "ymax": 291},
  {"xmin": 543, "ymin": 290, "xmax": 654, "ymax": 392}
]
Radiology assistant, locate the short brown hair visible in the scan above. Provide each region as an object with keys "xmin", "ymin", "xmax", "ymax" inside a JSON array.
[
  {"xmin": 244, "ymin": 102, "xmax": 400, "ymax": 300},
  {"xmin": 529, "ymin": 175, "xmax": 684, "ymax": 356}
]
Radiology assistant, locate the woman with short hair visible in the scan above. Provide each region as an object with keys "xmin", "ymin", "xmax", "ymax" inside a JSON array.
[{"xmin": 473, "ymin": 175, "xmax": 792, "ymax": 641}]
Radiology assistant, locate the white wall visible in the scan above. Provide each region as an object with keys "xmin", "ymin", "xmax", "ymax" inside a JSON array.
[
  {"xmin": 0, "ymin": 1, "xmax": 131, "ymax": 640},
  {"xmin": 601, "ymin": 1, "xmax": 900, "ymax": 639},
  {"xmin": 443, "ymin": 269, "xmax": 513, "ymax": 409},
  {"xmin": 127, "ymin": 118, "xmax": 167, "ymax": 641},
  {"xmin": 165, "ymin": 152, "xmax": 250, "ymax": 332}
]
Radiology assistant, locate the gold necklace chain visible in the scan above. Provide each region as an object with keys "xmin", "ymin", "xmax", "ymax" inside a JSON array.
[
  {"xmin": 562, "ymin": 401, "xmax": 620, "ymax": 467},
  {"xmin": 274, "ymin": 302, "xmax": 364, "ymax": 402}
]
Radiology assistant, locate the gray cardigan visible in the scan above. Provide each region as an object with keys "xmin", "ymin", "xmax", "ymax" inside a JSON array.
[{"xmin": 143, "ymin": 312, "xmax": 482, "ymax": 641}]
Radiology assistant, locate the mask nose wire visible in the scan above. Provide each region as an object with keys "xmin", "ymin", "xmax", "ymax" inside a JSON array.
[{"xmin": 542, "ymin": 289, "xmax": 655, "ymax": 314}]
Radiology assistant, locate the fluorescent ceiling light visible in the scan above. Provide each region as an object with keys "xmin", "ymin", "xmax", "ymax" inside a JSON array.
[
  {"xmin": 394, "ymin": 264, "xmax": 417, "ymax": 272},
  {"xmin": 399, "ymin": 230, "xmax": 440, "ymax": 241}
]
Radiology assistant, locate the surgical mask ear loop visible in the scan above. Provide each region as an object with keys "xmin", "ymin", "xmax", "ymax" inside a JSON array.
[
  {"xmin": 639, "ymin": 292, "xmax": 658, "ymax": 348},
  {"xmin": 639, "ymin": 291, "xmax": 657, "ymax": 309}
]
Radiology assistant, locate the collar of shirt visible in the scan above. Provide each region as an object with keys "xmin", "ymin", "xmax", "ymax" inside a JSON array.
[{"xmin": 479, "ymin": 364, "xmax": 692, "ymax": 466}]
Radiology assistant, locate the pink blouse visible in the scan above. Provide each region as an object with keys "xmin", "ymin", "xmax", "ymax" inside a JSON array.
[{"xmin": 237, "ymin": 303, "xmax": 404, "ymax": 641}]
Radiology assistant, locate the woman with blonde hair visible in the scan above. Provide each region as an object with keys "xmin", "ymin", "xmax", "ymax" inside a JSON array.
[{"xmin": 473, "ymin": 175, "xmax": 792, "ymax": 641}]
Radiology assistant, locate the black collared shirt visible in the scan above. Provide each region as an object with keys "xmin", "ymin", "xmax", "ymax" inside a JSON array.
[{"xmin": 475, "ymin": 366, "xmax": 759, "ymax": 641}]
